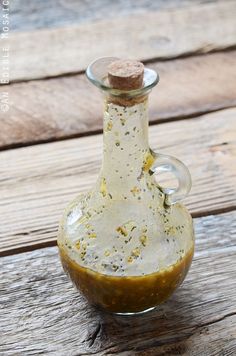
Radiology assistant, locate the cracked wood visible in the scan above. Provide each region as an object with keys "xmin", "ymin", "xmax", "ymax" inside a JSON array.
[
  {"xmin": 1, "ymin": 211, "xmax": 236, "ymax": 355},
  {"xmin": 0, "ymin": 108, "xmax": 235, "ymax": 255}
]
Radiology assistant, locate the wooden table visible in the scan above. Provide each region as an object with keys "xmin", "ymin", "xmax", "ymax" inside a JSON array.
[{"xmin": 1, "ymin": 1, "xmax": 236, "ymax": 355}]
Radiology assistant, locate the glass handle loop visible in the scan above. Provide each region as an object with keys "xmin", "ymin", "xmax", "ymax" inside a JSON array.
[{"xmin": 150, "ymin": 150, "xmax": 192, "ymax": 206}]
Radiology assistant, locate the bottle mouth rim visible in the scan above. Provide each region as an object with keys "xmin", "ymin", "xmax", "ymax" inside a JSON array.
[{"xmin": 86, "ymin": 57, "xmax": 159, "ymax": 97}]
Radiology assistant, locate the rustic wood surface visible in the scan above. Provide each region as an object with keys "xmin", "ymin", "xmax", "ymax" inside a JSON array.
[
  {"xmin": 1, "ymin": 211, "xmax": 235, "ymax": 355},
  {"xmin": 11, "ymin": 0, "xmax": 215, "ymax": 31},
  {"xmin": 0, "ymin": 108, "xmax": 235, "ymax": 256},
  {"xmin": 1, "ymin": 50, "xmax": 236, "ymax": 149},
  {"xmin": 1, "ymin": 1, "xmax": 236, "ymax": 354},
  {"xmin": 9, "ymin": 1, "xmax": 236, "ymax": 81}
]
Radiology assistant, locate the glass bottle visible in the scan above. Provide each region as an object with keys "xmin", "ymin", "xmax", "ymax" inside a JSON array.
[{"xmin": 57, "ymin": 57, "xmax": 194, "ymax": 315}]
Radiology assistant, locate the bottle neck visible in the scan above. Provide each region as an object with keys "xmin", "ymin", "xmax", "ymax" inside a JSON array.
[{"xmin": 99, "ymin": 96, "xmax": 150, "ymax": 196}]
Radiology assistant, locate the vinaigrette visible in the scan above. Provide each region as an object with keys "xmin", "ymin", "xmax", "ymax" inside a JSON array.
[{"xmin": 58, "ymin": 58, "xmax": 194, "ymax": 314}]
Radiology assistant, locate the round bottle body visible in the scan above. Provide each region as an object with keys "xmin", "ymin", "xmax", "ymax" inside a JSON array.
[
  {"xmin": 58, "ymin": 189, "xmax": 194, "ymax": 314},
  {"xmin": 58, "ymin": 58, "xmax": 195, "ymax": 314}
]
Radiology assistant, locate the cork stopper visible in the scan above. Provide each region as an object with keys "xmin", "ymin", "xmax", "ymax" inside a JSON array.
[{"xmin": 108, "ymin": 59, "xmax": 144, "ymax": 90}]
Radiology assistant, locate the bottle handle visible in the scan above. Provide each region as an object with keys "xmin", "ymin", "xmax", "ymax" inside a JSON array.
[{"xmin": 150, "ymin": 150, "xmax": 192, "ymax": 206}]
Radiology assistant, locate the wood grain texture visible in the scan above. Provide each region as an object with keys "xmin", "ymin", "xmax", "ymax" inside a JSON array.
[
  {"xmin": 1, "ymin": 211, "xmax": 236, "ymax": 355},
  {"xmin": 1, "ymin": 51, "xmax": 236, "ymax": 149},
  {"xmin": 11, "ymin": 0, "xmax": 207, "ymax": 32},
  {"xmin": 8, "ymin": 1, "xmax": 236, "ymax": 81},
  {"xmin": 0, "ymin": 108, "xmax": 235, "ymax": 255}
]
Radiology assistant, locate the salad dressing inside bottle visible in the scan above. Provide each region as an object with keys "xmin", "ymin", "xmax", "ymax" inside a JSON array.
[{"xmin": 58, "ymin": 58, "xmax": 194, "ymax": 315}]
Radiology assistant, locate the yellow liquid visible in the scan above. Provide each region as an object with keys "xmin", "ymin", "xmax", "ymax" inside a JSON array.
[{"xmin": 59, "ymin": 245, "xmax": 194, "ymax": 314}]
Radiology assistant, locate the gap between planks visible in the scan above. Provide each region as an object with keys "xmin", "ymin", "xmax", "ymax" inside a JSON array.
[
  {"xmin": 10, "ymin": 0, "xmax": 225, "ymax": 32},
  {"xmin": 8, "ymin": 1, "xmax": 236, "ymax": 82},
  {"xmin": 7, "ymin": 45, "xmax": 236, "ymax": 84},
  {"xmin": 1, "ymin": 205, "xmax": 236, "ymax": 258},
  {"xmin": 0, "ymin": 107, "xmax": 233, "ymax": 153},
  {"xmin": 0, "ymin": 108, "xmax": 235, "ymax": 256},
  {"xmin": 1, "ymin": 50, "xmax": 236, "ymax": 150},
  {"xmin": 1, "ymin": 211, "xmax": 235, "ymax": 354}
]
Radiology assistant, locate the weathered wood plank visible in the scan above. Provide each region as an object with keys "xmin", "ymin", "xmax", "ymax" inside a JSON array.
[
  {"xmin": 11, "ymin": 0, "xmax": 207, "ymax": 32},
  {"xmin": 1, "ymin": 211, "xmax": 235, "ymax": 355},
  {"xmin": 0, "ymin": 108, "xmax": 235, "ymax": 255},
  {"xmin": 1, "ymin": 51, "xmax": 236, "ymax": 149},
  {"xmin": 130, "ymin": 317, "xmax": 236, "ymax": 356},
  {"xmin": 8, "ymin": 1, "xmax": 236, "ymax": 81}
]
